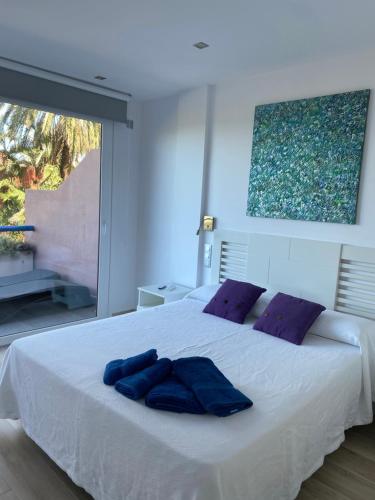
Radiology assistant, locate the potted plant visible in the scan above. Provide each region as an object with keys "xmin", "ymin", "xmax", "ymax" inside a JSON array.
[{"xmin": 0, "ymin": 236, "xmax": 34, "ymax": 278}]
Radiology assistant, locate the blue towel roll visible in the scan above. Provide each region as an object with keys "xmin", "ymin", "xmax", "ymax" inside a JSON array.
[
  {"xmin": 145, "ymin": 375, "xmax": 206, "ymax": 414},
  {"xmin": 115, "ymin": 358, "xmax": 172, "ymax": 400},
  {"xmin": 173, "ymin": 357, "xmax": 253, "ymax": 417},
  {"xmin": 103, "ymin": 349, "xmax": 158, "ymax": 385}
]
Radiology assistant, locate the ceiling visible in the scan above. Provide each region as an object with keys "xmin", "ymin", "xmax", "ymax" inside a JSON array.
[{"xmin": 2, "ymin": 0, "xmax": 375, "ymax": 100}]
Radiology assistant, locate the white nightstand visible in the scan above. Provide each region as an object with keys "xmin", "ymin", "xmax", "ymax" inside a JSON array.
[{"xmin": 137, "ymin": 284, "xmax": 193, "ymax": 311}]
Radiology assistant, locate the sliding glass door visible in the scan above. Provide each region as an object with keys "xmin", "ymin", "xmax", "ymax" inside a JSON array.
[{"xmin": 0, "ymin": 100, "xmax": 109, "ymax": 340}]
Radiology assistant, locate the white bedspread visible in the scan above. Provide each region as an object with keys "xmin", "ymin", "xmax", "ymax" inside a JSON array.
[{"xmin": 0, "ymin": 299, "xmax": 373, "ymax": 500}]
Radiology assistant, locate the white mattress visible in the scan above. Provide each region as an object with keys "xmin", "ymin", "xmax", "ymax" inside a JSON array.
[{"xmin": 0, "ymin": 299, "xmax": 372, "ymax": 500}]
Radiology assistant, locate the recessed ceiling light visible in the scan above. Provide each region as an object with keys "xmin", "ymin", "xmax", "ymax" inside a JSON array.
[
  {"xmin": 94, "ymin": 75, "xmax": 107, "ymax": 80},
  {"xmin": 193, "ymin": 42, "xmax": 209, "ymax": 50}
]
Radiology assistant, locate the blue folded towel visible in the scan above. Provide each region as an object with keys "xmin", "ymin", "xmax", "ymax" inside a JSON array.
[
  {"xmin": 145, "ymin": 374, "xmax": 206, "ymax": 414},
  {"xmin": 173, "ymin": 357, "xmax": 253, "ymax": 417},
  {"xmin": 103, "ymin": 349, "xmax": 158, "ymax": 385},
  {"xmin": 115, "ymin": 358, "xmax": 172, "ymax": 400}
]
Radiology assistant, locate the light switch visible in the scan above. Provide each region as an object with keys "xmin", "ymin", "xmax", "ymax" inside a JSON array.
[{"xmin": 204, "ymin": 244, "xmax": 212, "ymax": 268}]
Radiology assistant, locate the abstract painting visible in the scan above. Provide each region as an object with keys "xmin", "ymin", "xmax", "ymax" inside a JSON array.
[{"xmin": 247, "ymin": 90, "xmax": 370, "ymax": 224}]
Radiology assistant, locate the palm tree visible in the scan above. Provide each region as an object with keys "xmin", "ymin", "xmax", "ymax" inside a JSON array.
[
  {"xmin": 0, "ymin": 103, "xmax": 101, "ymax": 180},
  {"xmin": 0, "ymin": 102, "xmax": 101, "ymax": 230}
]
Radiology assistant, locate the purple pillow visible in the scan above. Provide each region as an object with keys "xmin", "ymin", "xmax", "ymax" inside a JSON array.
[
  {"xmin": 253, "ymin": 292, "xmax": 326, "ymax": 345},
  {"xmin": 203, "ymin": 279, "xmax": 266, "ymax": 324}
]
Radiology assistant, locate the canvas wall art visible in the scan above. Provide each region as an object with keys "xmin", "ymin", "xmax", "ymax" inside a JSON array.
[{"xmin": 247, "ymin": 89, "xmax": 370, "ymax": 224}]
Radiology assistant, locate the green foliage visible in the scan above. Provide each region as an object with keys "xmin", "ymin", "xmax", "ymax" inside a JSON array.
[
  {"xmin": 0, "ymin": 102, "xmax": 101, "ymax": 229},
  {"xmin": 9, "ymin": 208, "xmax": 25, "ymax": 227},
  {"xmin": 0, "ymin": 180, "xmax": 25, "ymax": 226},
  {"xmin": 0, "ymin": 104, "xmax": 101, "ymax": 179},
  {"xmin": 39, "ymin": 164, "xmax": 63, "ymax": 191},
  {"xmin": 0, "ymin": 235, "xmax": 20, "ymax": 255}
]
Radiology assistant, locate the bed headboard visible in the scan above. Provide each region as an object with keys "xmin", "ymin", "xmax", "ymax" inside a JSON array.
[{"xmin": 211, "ymin": 230, "xmax": 375, "ymax": 320}]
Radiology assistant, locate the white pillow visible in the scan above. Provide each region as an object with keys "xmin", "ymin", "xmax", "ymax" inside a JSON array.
[
  {"xmin": 184, "ymin": 284, "xmax": 221, "ymax": 303},
  {"xmin": 309, "ymin": 309, "xmax": 375, "ymax": 403},
  {"xmin": 308, "ymin": 308, "xmax": 374, "ymax": 347},
  {"xmin": 249, "ymin": 291, "xmax": 274, "ymax": 318}
]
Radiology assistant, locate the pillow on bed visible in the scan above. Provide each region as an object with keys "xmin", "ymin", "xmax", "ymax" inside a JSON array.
[
  {"xmin": 249, "ymin": 291, "xmax": 274, "ymax": 318},
  {"xmin": 308, "ymin": 308, "xmax": 372, "ymax": 347},
  {"xmin": 203, "ymin": 279, "xmax": 266, "ymax": 324},
  {"xmin": 308, "ymin": 309, "xmax": 375, "ymax": 401},
  {"xmin": 253, "ymin": 292, "xmax": 326, "ymax": 345},
  {"xmin": 184, "ymin": 284, "xmax": 221, "ymax": 303}
]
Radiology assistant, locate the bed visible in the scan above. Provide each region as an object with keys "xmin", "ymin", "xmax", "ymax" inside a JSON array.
[
  {"xmin": 0, "ymin": 295, "xmax": 374, "ymax": 500},
  {"xmin": 0, "ymin": 231, "xmax": 374, "ymax": 500}
]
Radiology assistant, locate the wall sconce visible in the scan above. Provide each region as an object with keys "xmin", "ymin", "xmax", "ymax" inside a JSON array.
[
  {"xmin": 203, "ymin": 216, "xmax": 214, "ymax": 231},
  {"xmin": 196, "ymin": 215, "xmax": 215, "ymax": 235}
]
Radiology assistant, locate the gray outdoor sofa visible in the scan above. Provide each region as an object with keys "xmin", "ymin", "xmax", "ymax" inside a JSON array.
[{"xmin": 0, "ymin": 269, "xmax": 95, "ymax": 310}]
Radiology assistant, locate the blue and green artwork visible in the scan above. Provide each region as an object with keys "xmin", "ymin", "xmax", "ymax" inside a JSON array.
[{"xmin": 247, "ymin": 90, "xmax": 370, "ymax": 224}]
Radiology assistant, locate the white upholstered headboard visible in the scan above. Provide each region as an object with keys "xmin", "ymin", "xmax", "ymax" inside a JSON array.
[{"xmin": 211, "ymin": 230, "xmax": 375, "ymax": 320}]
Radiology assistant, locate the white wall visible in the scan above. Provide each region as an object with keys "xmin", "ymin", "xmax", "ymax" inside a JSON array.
[
  {"xmin": 109, "ymin": 101, "xmax": 142, "ymax": 314},
  {"xmin": 200, "ymin": 48, "xmax": 375, "ymax": 282},
  {"xmin": 136, "ymin": 48, "xmax": 375, "ymax": 289},
  {"xmin": 137, "ymin": 87, "xmax": 208, "ymax": 289},
  {"xmin": 170, "ymin": 87, "xmax": 209, "ymax": 285},
  {"xmin": 137, "ymin": 94, "xmax": 178, "ymax": 287}
]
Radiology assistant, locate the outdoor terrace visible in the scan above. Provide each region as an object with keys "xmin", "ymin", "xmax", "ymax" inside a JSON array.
[{"xmin": 0, "ymin": 219, "xmax": 97, "ymax": 339}]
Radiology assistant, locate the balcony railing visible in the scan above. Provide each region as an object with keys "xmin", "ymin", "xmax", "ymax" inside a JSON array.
[{"xmin": 0, "ymin": 226, "xmax": 35, "ymax": 232}]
